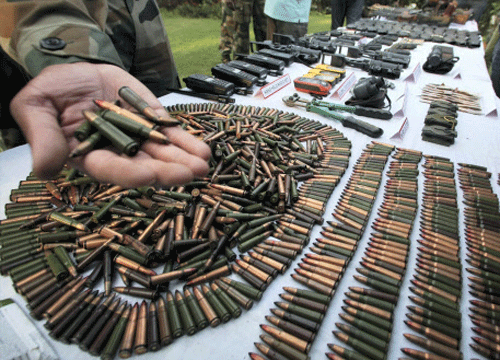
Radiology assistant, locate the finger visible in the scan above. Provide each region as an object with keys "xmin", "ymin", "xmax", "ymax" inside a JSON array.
[
  {"xmin": 141, "ymin": 141, "xmax": 210, "ymax": 179},
  {"xmin": 162, "ymin": 126, "xmax": 212, "ymax": 161},
  {"xmin": 73, "ymin": 149, "xmax": 197, "ymax": 188},
  {"xmin": 10, "ymin": 95, "xmax": 69, "ymax": 180}
]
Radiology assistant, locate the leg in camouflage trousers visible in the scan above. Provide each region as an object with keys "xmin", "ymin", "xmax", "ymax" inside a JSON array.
[{"xmin": 219, "ymin": 0, "xmax": 266, "ymax": 63}]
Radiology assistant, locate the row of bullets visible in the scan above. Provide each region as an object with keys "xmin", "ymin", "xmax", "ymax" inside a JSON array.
[
  {"xmin": 1, "ymin": 103, "xmax": 355, "ymax": 359},
  {"xmin": 325, "ymin": 142, "xmax": 397, "ymax": 360},
  {"xmin": 458, "ymin": 163, "xmax": 500, "ymax": 359},
  {"xmin": 327, "ymin": 147, "xmax": 420, "ymax": 360},
  {"xmin": 249, "ymin": 141, "xmax": 396, "ymax": 360},
  {"xmin": 403, "ymin": 155, "xmax": 463, "ymax": 360}
]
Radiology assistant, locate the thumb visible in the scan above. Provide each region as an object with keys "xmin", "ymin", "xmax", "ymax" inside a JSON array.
[{"xmin": 10, "ymin": 96, "xmax": 69, "ymax": 180}]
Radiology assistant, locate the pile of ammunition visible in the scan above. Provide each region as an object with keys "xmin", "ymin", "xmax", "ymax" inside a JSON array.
[
  {"xmin": 458, "ymin": 163, "xmax": 500, "ymax": 359},
  {"xmin": 1, "ymin": 102, "xmax": 354, "ymax": 359},
  {"xmin": 403, "ymin": 155, "xmax": 463, "ymax": 360}
]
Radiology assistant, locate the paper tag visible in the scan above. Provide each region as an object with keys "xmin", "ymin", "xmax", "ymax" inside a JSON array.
[
  {"xmin": 330, "ymin": 72, "xmax": 356, "ymax": 100},
  {"xmin": 254, "ymin": 74, "xmax": 291, "ymax": 99},
  {"xmin": 358, "ymin": 37, "xmax": 370, "ymax": 45},
  {"xmin": 390, "ymin": 117, "xmax": 409, "ymax": 140},
  {"xmin": 403, "ymin": 62, "xmax": 421, "ymax": 83},
  {"xmin": 393, "ymin": 82, "xmax": 409, "ymax": 118}
]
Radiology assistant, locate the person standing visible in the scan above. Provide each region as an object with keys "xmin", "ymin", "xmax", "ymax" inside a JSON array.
[
  {"xmin": 330, "ymin": 0, "xmax": 365, "ymax": 30},
  {"xmin": 264, "ymin": 0, "xmax": 312, "ymax": 40},
  {"xmin": 219, "ymin": 0, "xmax": 267, "ymax": 63}
]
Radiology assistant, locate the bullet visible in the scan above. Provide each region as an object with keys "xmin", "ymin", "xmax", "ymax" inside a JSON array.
[
  {"xmin": 283, "ymin": 286, "xmax": 331, "ymax": 305},
  {"xmin": 405, "ymin": 320, "xmax": 458, "ymax": 349},
  {"xmin": 201, "ymin": 283, "xmax": 231, "ymax": 323},
  {"xmin": 338, "ymin": 312, "xmax": 391, "ymax": 342},
  {"xmin": 265, "ymin": 315, "xmax": 315, "ymax": 343},
  {"xmin": 249, "ymin": 251, "xmax": 288, "ymax": 274},
  {"xmin": 218, "ymin": 276, "xmax": 263, "ymax": 301},
  {"xmin": 333, "ymin": 330, "xmax": 387, "ymax": 360},
  {"xmin": 79, "ymin": 297, "xmax": 121, "ymax": 351},
  {"xmin": 44, "ymin": 288, "xmax": 92, "ymax": 330},
  {"xmin": 133, "ymin": 300, "xmax": 148, "ymax": 355},
  {"xmin": 409, "ymin": 286, "xmax": 458, "ymax": 312},
  {"xmin": 43, "ymin": 276, "xmax": 86, "ymax": 319},
  {"xmin": 89, "ymin": 300, "xmax": 128, "ymax": 356},
  {"xmin": 254, "ymin": 342, "xmax": 290, "ymax": 360},
  {"xmin": 46, "ymin": 211, "xmax": 89, "ymax": 232},
  {"xmin": 101, "ymin": 303, "xmax": 132, "ymax": 360},
  {"xmin": 215, "ymin": 279, "xmax": 253, "ymax": 310},
  {"xmin": 236, "ymin": 258, "xmax": 273, "ymax": 284},
  {"xmin": 83, "ymin": 109, "xmax": 140, "ymax": 156},
  {"xmin": 94, "ymin": 99, "xmax": 156, "ymax": 129},
  {"xmin": 174, "ymin": 290, "xmax": 196, "ymax": 335},
  {"xmin": 117, "ymin": 302, "xmax": 139, "ymax": 358},
  {"xmin": 114, "ymin": 287, "xmax": 159, "ymax": 300},
  {"xmin": 335, "ymin": 322, "xmax": 388, "ymax": 352},
  {"xmin": 183, "ymin": 287, "xmax": 209, "ymax": 329},
  {"xmin": 260, "ymin": 334, "xmax": 311, "ymax": 360},
  {"xmin": 100, "ymin": 108, "xmax": 168, "ymax": 144},
  {"xmin": 401, "ymin": 347, "xmax": 455, "ymax": 360},
  {"xmin": 150, "ymin": 267, "xmax": 197, "ymax": 286},
  {"xmin": 327, "ymin": 343, "xmax": 372, "ymax": 360},
  {"xmin": 58, "ymin": 291, "xmax": 106, "ymax": 343},
  {"xmin": 48, "ymin": 289, "xmax": 98, "ymax": 339},
  {"xmin": 155, "ymin": 295, "xmax": 173, "ymax": 347},
  {"xmin": 193, "ymin": 286, "xmax": 220, "ymax": 328},
  {"xmin": 260, "ymin": 324, "xmax": 311, "ymax": 354},
  {"xmin": 406, "ymin": 312, "xmax": 461, "ymax": 339}
]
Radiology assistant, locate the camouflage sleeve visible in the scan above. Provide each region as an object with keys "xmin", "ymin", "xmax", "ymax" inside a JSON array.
[{"xmin": 8, "ymin": 0, "xmax": 125, "ymax": 78}]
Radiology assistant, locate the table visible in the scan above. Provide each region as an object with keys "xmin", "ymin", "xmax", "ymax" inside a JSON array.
[{"xmin": 1, "ymin": 20, "xmax": 499, "ymax": 360}]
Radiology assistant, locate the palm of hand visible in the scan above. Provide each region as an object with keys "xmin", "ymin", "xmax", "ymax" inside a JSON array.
[{"xmin": 10, "ymin": 63, "xmax": 211, "ymax": 188}]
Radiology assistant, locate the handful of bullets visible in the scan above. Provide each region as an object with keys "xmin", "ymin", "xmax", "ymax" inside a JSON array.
[
  {"xmin": 70, "ymin": 86, "xmax": 180, "ymax": 158},
  {"xmin": 1, "ymin": 102, "xmax": 353, "ymax": 359}
]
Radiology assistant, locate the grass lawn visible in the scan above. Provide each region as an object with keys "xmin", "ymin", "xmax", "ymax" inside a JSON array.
[{"xmin": 162, "ymin": 10, "xmax": 332, "ymax": 87}]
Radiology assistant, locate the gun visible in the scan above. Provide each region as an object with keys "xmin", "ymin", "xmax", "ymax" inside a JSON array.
[
  {"xmin": 235, "ymin": 53, "xmax": 285, "ymax": 74},
  {"xmin": 347, "ymin": 45, "xmax": 411, "ymax": 68},
  {"xmin": 330, "ymin": 54, "xmax": 402, "ymax": 79},
  {"xmin": 250, "ymin": 41, "xmax": 322, "ymax": 65}
]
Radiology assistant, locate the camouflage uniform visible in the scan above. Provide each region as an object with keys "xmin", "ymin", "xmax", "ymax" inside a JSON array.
[
  {"xmin": 5, "ymin": 0, "xmax": 180, "ymax": 97},
  {"xmin": 219, "ymin": 0, "xmax": 267, "ymax": 63}
]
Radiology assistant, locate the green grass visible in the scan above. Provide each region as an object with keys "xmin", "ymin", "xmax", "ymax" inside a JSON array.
[{"xmin": 162, "ymin": 10, "xmax": 332, "ymax": 87}]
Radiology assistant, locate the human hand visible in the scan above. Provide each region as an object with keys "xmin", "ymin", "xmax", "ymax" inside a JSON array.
[{"xmin": 10, "ymin": 62, "xmax": 211, "ymax": 188}]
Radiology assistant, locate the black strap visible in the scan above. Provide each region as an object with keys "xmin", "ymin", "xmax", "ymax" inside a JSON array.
[{"xmin": 345, "ymin": 88, "xmax": 391, "ymax": 109}]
